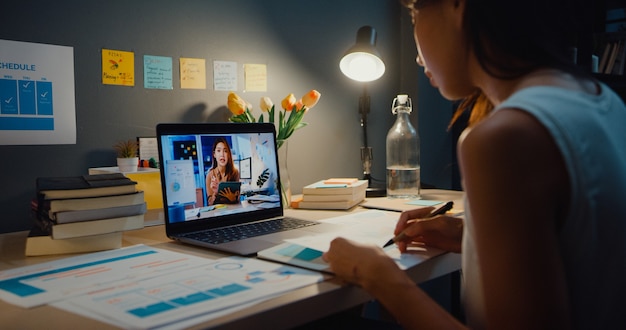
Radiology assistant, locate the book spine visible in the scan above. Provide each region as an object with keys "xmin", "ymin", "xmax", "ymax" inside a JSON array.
[
  {"xmin": 30, "ymin": 197, "xmax": 54, "ymax": 234},
  {"xmin": 302, "ymin": 180, "xmax": 368, "ymax": 195},
  {"xmin": 32, "ymin": 213, "xmax": 54, "ymax": 235},
  {"xmin": 47, "ymin": 191, "xmax": 145, "ymax": 215},
  {"xmin": 51, "ymin": 214, "xmax": 145, "ymax": 239},
  {"xmin": 605, "ymin": 41, "xmax": 620, "ymax": 74},
  {"xmin": 25, "ymin": 231, "xmax": 123, "ymax": 256},
  {"xmin": 54, "ymin": 202, "xmax": 147, "ymax": 224},
  {"xmin": 617, "ymin": 39, "xmax": 626, "ymax": 75},
  {"xmin": 599, "ymin": 42, "xmax": 613, "ymax": 73}
]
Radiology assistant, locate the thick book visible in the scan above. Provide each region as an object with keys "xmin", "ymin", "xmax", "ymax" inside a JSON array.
[
  {"xmin": 37, "ymin": 173, "xmax": 137, "ymax": 200},
  {"xmin": 615, "ymin": 40, "xmax": 626, "ymax": 75},
  {"xmin": 42, "ymin": 191, "xmax": 145, "ymax": 219},
  {"xmin": 24, "ymin": 226, "xmax": 122, "ymax": 256},
  {"xmin": 293, "ymin": 195, "xmax": 364, "ymax": 210},
  {"xmin": 301, "ymin": 179, "xmax": 368, "ymax": 195},
  {"xmin": 38, "ymin": 214, "xmax": 145, "ymax": 239},
  {"xmin": 303, "ymin": 188, "xmax": 366, "ymax": 202},
  {"xmin": 599, "ymin": 42, "xmax": 613, "ymax": 73},
  {"xmin": 605, "ymin": 41, "xmax": 621, "ymax": 74},
  {"xmin": 54, "ymin": 202, "xmax": 147, "ymax": 224}
]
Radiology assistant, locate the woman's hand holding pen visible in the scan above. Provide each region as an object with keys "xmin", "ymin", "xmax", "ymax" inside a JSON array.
[{"xmin": 394, "ymin": 207, "xmax": 464, "ymax": 253}]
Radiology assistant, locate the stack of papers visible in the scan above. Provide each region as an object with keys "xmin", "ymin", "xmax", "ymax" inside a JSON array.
[{"xmin": 0, "ymin": 245, "xmax": 324, "ymax": 329}]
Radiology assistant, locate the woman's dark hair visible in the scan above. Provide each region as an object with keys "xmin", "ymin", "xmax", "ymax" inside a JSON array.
[
  {"xmin": 402, "ymin": 0, "xmax": 591, "ymax": 126},
  {"xmin": 463, "ymin": 0, "xmax": 588, "ymax": 80}
]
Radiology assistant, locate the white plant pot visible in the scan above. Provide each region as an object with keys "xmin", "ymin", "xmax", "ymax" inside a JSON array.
[{"xmin": 117, "ymin": 157, "xmax": 139, "ymax": 173}]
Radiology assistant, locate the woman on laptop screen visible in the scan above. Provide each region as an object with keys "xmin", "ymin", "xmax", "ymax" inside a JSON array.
[{"xmin": 206, "ymin": 137, "xmax": 240, "ymax": 205}]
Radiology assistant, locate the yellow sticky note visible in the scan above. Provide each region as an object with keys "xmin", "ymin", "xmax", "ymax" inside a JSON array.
[
  {"xmin": 244, "ymin": 63, "xmax": 267, "ymax": 92},
  {"xmin": 180, "ymin": 58, "xmax": 206, "ymax": 89},
  {"xmin": 102, "ymin": 49, "xmax": 135, "ymax": 86}
]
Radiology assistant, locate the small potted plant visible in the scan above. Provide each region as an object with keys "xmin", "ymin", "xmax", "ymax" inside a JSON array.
[{"xmin": 113, "ymin": 139, "xmax": 139, "ymax": 172}]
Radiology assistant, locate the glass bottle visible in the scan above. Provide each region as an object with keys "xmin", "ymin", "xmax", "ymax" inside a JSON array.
[{"xmin": 386, "ymin": 94, "xmax": 420, "ymax": 198}]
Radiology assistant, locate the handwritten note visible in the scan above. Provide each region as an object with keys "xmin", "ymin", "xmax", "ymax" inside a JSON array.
[
  {"xmin": 143, "ymin": 55, "xmax": 173, "ymax": 90},
  {"xmin": 244, "ymin": 63, "xmax": 267, "ymax": 92},
  {"xmin": 138, "ymin": 137, "xmax": 159, "ymax": 161},
  {"xmin": 102, "ymin": 49, "xmax": 134, "ymax": 86},
  {"xmin": 180, "ymin": 57, "xmax": 206, "ymax": 89},
  {"xmin": 213, "ymin": 60, "xmax": 237, "ymax": 91}
]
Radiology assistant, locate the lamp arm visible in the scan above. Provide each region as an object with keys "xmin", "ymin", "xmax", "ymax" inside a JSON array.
[{"xmin": 359, "ymin": 84, "xmax": 370, "ymax": 148}]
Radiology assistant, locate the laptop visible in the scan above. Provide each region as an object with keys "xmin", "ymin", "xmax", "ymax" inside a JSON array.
[{"xmin": 156, "ymin": 123, "xmax": 343, "ymax": 256}]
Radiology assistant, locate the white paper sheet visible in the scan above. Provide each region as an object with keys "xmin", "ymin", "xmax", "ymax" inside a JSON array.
[
  {"xmin": 55, "ymin": 256, "xmax": 323, "ymax": 329},
  {"xmin": 259, "ymin": 210, "xmax": 445, "ymax": 272}
]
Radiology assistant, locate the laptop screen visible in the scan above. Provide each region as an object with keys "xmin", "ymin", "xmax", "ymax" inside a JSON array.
[{"xmin": 156, "ymin": 123, "xmax": 284, "ymax": 232}]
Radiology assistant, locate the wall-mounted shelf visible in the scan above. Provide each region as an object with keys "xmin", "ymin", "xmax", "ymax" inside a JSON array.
[{"xmin": 581, "ymin": 1, "xmax": 626, "ymax": 100}]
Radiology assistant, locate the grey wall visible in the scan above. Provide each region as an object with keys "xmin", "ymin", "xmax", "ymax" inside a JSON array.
[{"xmin": 0, "ymin": 0, "xmax": 456, "ymax": 234}]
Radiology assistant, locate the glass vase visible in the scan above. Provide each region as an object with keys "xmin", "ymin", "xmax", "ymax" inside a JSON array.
[{"xmin": 277, "ymin": 139, "xmax": 291, "ymax": 208}]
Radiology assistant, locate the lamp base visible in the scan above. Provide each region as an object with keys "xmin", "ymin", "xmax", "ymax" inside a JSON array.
[
  {"xmin": 366, "ymin": 186, "xmax": 386, "ymax": 198},
  {"xmin": 362, "ymin": 173, "xmax": 386, "ymax": 197}
]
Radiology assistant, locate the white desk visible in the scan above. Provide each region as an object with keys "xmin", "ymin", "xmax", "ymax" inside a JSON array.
[{"xmin": 0, "ymin": 189, "xmax": 463, "ymax": 329}]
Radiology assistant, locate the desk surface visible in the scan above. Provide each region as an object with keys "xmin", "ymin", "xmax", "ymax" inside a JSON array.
[{"xmin": 0, "ymin": 189, "xmax": 463, "ymax": 329}]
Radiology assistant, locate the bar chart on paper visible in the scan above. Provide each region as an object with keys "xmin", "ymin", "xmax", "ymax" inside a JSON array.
[
  {"xmin": 0, "ymin": 245, "xmax": 213, "ymax": 308},
  {"xmin": 59, "ymin": 257, "xmax": 323, "ymax": 329},
  {"xmin": 0, "ymin": 78, "xmax": 54, "ymax": 130},
  {"xmin": 0, "ymin": 245, "xmax": 323, "ymax": 329}
]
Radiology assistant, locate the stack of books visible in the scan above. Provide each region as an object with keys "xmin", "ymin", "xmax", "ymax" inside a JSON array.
[
  {"xmin": 26, "ymin": 173, "xmax": 147, "ymax": 256},
  {"xmin": 292, "ymin": 178, "xmax": 368, "ymax": 210}
]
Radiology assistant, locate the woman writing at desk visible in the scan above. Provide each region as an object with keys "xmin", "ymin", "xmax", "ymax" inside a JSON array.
[
  {"xmin": 206, "ymin": 137, "xmax": 240, "ymax": 205},
  {"xmin": 324, "ymin": 0, "xmax": 626, "ymax": 329}
]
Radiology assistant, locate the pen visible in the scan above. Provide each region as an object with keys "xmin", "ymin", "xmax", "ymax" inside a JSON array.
[{"xmin": 382, "ymin": 201, "xmax": 454, "ymax": 248}]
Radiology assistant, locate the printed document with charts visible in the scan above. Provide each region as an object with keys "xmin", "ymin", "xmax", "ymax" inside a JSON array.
[
  {"xmin": 257, "ymin": 209, "xmax": 446, "ymax": 272},
  {"xmin": 0, "ymin": 245, "xmax": 323, "ymax": 329}
]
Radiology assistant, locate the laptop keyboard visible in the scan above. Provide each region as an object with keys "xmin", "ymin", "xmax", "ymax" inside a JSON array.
[{"xmin": 182, "ymin": 217, "xmax": 318, "ymax": 244}]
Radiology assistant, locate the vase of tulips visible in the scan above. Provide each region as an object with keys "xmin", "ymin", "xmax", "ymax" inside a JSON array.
[{"xmin": 227, "ymin": 89, "xmax": 321, "ymax": 207}]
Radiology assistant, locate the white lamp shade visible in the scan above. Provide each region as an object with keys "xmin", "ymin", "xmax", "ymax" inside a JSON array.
[
  {"xmin": 340, "ymin": 52, "xmax": 386, "ymax": 82},
  {"xmin": 339, "ymin": 26, "xmax": 386, "ymax": 82}
]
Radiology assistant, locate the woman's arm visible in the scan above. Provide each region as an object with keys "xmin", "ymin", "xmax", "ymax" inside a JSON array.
[
  {"xmin": 458, "ymin": 108, "xmax": 571, "ymax": 329},
  {"xmin": 323, "ymin": 238, "xmax": 466, "ymax": 329},
  {"xmin": 206, "ymin": 169, "xmax": 217, "ymax": 205}
]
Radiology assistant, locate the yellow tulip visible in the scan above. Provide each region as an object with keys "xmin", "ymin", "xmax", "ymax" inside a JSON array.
[
  {"xmin": 301, "ymin": 89, "xmax": 321, "ymax": 109},
  {"xmin": 227, "ymin": 92, "xmax": 247, "ymax": 115},
  {"xmin": 260, "ymin": 96, "xmax": 273, "ymax": 112},
  {"xmin": 281, "ymin": 93, "xmax": 297, "ymax": 111}
]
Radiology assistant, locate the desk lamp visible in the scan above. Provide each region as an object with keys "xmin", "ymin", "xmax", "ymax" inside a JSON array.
[{"xmin": 340, "ymin": 25, "xmax": 386, "ymax": 197}]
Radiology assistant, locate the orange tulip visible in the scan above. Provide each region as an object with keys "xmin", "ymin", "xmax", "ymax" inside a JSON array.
[
  {"xmin": 227, "ymin": 92, "xmax": 247, "ymax": 115},
  {"xmin": 280, "ymin": 93, "xmax": 296, "ymax": 111},
  {"xmin": 301, "ymin": 89, "xmax": 321, "ymax": 109},
  {"xmin": 295, "ymin": 99, "xmax": 304, "ymax": 111}
]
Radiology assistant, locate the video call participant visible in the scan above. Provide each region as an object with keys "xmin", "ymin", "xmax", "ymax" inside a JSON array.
[{"xmin": 206, "ymin": 137, "xmax": 240, "ymax": 205}]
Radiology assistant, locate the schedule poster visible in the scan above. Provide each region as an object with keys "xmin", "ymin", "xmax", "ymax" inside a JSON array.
[{"xmin": 0, "ymin": 39, "xmax": 76, "ymax": 145}]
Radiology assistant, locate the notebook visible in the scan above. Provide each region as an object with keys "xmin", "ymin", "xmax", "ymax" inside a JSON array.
[{"xmin": 156, "ymin": 123, "xmax": 343, "ymax": 256}]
